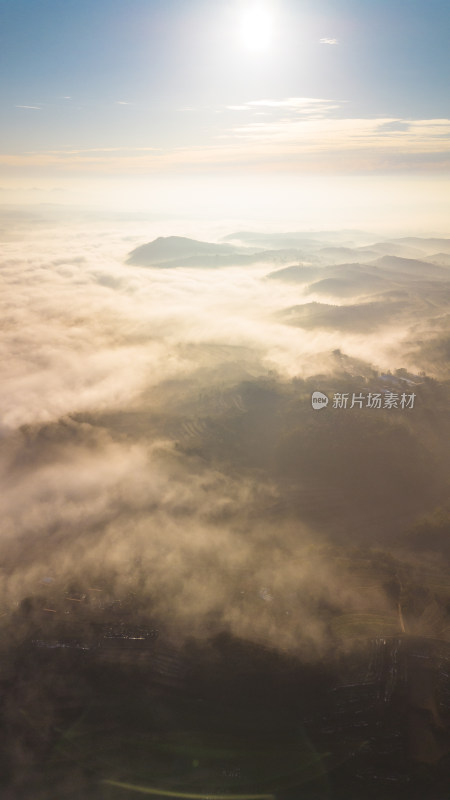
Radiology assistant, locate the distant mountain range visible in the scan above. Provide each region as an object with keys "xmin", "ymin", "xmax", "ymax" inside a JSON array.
[
  {"xmin": 127, "ymin": 233, "xmax": 450, "ymax": 269},
  {"xmin": 127, "ymin": 235, "xmax": 304, "ymax": 268}
]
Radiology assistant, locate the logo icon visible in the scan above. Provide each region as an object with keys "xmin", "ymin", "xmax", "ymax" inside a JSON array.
[{"xmin": 312, "ymin": 391, "xmax": 329, "ymax": 410}]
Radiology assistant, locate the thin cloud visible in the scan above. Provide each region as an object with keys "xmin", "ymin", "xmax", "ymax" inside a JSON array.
[
  {"xmin": 1, "ymin": 113, "xmax": 450, "ymax": 174},
  {"xmin": 377, "ymin": 120, "xmax": 411, "ymax": 133},
  {"xmin": 247, "ymin": 97, "xmax": 335, "ymax": 109},
  {"xmin": 320, "ymin": 38, "xmax": 338, "ymax": 45},
  {"xmin": 44, "ymin": 146, "xmax": 160, "ymax": 153},
  {"xmin": 15, "ymin": 105, "xmax": 41, "ymax": 110}
]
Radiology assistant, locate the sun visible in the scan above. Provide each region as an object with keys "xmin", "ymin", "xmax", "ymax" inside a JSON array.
[{"xmin": 239, "ymin": 5, "xmax": 273, "ymax": 53}]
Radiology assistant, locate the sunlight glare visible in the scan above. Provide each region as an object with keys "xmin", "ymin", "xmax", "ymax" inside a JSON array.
[{"xmin": 239, "ymin": 5, "xmax": 273, "ymax": 53}]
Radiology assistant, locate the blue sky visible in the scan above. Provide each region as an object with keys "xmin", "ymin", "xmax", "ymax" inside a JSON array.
[
  {"xmin": 0, "ymin": 0, "xmax": 449, "ymax": 224},
  {"xmin": 2, "ymin": 0, "xmax": 449, "ymax": 112}
]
